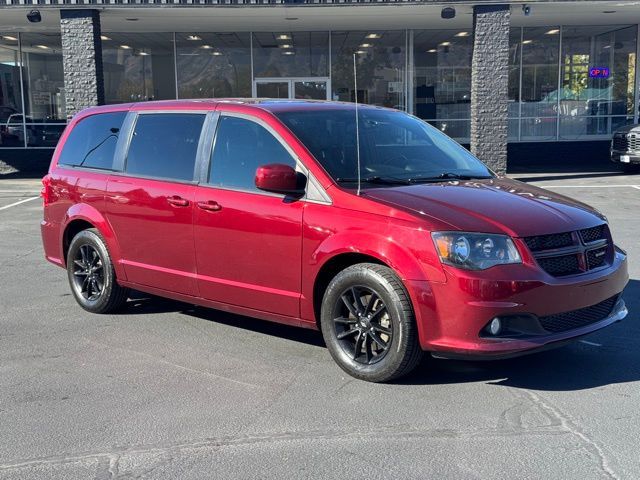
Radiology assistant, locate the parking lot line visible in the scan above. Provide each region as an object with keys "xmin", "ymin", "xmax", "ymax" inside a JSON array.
[
  {"xmin": 534, "ymin": 185, "xmax": 640, "ymax": 188},
  {"xmin": 0, "ymin": 196, "xmax": 40, "ymax": 211}
]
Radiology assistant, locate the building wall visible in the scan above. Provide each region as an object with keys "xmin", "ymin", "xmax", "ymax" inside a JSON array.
[{"xmin": 0, "ymin": 5, "xmax": 638, "ymax": 175}]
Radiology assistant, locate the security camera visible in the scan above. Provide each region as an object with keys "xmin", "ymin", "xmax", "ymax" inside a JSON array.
[
  {"xmin": 522, "ymin": 4, "xmax": 531, "ymax": 16},
  {"xmin": 27, "ymin": 10, "xmax": 42, "ymax": 23},
  {"xmin": 441, "ymin": 7, "xmax": 456, "ymax": 20}
]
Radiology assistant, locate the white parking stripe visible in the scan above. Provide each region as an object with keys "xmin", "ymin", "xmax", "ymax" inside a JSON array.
[
  {"xmin": 533, "ymin": 185, "xmax": 640, "ymax": 188},
  {"xmin": 579, "ymin": 340, "xmax": 602, "ymax": 347},
  {"xmin": 0, "ymin": 196, "xmax": 40, "ymax": 211}
]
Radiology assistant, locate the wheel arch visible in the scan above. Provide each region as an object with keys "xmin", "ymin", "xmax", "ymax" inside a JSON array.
[
  {"xmin": 312, "ymin": 252, "xmax": 389, "ymax": 329},
  {"xmin": 61, "ymin": 203, "xmax": 127, "ymax": 281}
]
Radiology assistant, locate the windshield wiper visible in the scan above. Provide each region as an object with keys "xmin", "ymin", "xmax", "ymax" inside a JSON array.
[
  {"xmin": 408, "ymin": 172, "xmax": 493, "ymax": 183},
  {"xmin": 335, "ymin": 175, "xmax": 412, "ymax": 185}
]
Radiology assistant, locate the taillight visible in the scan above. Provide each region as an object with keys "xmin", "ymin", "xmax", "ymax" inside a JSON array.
[{"xmin": 41, "ymin": 174, "xmax": 51, "ymax": 205}]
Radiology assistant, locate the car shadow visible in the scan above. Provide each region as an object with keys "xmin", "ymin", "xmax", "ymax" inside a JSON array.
[
  {"xmin": 121, "ymin": 280, "xmax": 638, "ymax": 391},
  {"xmin": 400, "ymin": 278, "xmax": 640, "ymax": 391},
  {"xmin": 121, "ymin": 291, "xmax": 326, "ymax": 348}
]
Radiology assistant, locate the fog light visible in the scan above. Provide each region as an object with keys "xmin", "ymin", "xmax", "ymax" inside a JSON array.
[{"xmin": 488, "ymin": 318, "xmax": 502, "ymax": 336}]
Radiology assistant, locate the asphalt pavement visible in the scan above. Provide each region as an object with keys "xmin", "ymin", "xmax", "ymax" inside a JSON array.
[{"xmin": 0, "ymin": 171, "xmax": 638, "ymax": 479}]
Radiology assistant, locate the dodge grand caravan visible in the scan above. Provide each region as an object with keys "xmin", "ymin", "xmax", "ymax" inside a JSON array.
[{"xmin": 41, "ymin": 100, "xmax": 629, "ymax": 382}]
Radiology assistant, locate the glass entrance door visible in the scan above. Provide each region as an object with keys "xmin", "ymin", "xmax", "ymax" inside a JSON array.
[{"xmin": 253, "ymin": 78, "xmax": 330, "ymax": 100}]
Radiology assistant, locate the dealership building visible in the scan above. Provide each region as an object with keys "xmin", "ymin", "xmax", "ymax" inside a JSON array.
[{"xmin": 0, "ymin": 0, "xmax": 639, "ymax": 173}]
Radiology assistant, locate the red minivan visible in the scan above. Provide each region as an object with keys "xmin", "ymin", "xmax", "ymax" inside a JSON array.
[{"xmin": 41, "ymin": 100, "xmax": 629, "ymax": 382}]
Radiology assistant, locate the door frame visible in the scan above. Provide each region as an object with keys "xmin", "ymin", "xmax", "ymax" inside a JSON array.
[{"xmin": 252, "ymin": 77, "xmax": 331, "ymax": 100}]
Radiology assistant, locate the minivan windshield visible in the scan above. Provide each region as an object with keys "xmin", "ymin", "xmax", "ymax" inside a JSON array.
[{"xmin": 275, "ymin": 108, "xmax": 492, "ymax": 186}]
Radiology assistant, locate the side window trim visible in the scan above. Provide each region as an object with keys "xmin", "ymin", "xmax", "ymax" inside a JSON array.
[
  {"xmin": 196, "ymin": 111, "xmax": 220, "ymax": 184},
  {"xmin": 112, "ymin": 111, "xmax": 137, "ymax": 173},
  {"xmin": 117, "ymin": 110, "xmax": 209, "ymax": 184},
  {"xmin": 204, "ymin": 111, "xmax": 331, "ymax": 204}
]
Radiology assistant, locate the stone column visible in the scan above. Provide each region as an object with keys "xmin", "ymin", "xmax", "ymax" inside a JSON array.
[
  {"xmin": 60, "ymin": 9, "xmax": 104, "ymax": 118},
  {"xmin": 470, "ymin": 4, "xmax": 510, "ymax": 175}
]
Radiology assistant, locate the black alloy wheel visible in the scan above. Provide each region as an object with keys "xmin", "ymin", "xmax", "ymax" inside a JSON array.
[
  {"xmin": 67, "ymin": 228, "xmax": 129, "ymax": 313},
  {"xmin": 320, "ymin": 263, "xmax": 423, "ymax": 383},
  {"xmin": 333, "ymin": 285, "xmax": 393, "ymax": 365},
  {"xmin": 71, "ymin": 244, "xmax": 105, "ymax": 301}
]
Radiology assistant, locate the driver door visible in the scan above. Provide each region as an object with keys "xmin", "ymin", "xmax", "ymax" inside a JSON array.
[{"xmin": 193, "ymin": 113, "xmax": 304, "ymax": 318}]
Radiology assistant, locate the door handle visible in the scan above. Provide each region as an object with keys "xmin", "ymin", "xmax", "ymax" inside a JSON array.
[
  {"xmin": 167, "ymin": 195, "xmax": 190, "ymax": 207},
  {"xmin": 197, "ymin": 200, "xmax": 222, "ymax": 212}
]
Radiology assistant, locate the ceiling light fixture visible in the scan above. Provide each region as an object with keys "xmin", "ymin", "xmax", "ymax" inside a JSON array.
[
  {"xmin": 276, "ymin": 34, "xmax": 291, "ymax": 40},
  {"xmin": 1, "ymin": 35, "xmax": 18, "ymax": 41},
  {"xmin": 427, "ymin": 49, "xmax": 437, "ymax": 53},
  {"xmin": 279, "ymin": 44, "xmax": 293, "ymax": 48},
  {"xmin": 186, "ymin": 35, "xmax": 201, "ymax": 41},
  {"xmin": 360, "ymin": 43, "xmax": 372, "ymax": 48},
  {"xmin": 120, "ymin": 45, "xmax": 131, "ymax": 49},
  {"xmin": 522, "ymin": 39, "xmax": 533, "ymax": 44},
  {"xmin": 365, "ymin": 33, "xmax": 381, "ymax": 39},
  {"xmin": 35, "ymin": 44, "xmax": 49, "ymax": 49},
  {"xmin": 355, "ymin": 50, "xmax": 367, "ymax": 54},
  {"xmin": 440, "ymin": 41, "xmax": 451, "ymax": 46},
  {"xmin": 139, "ymin": 51, "xmax": 150, "ymax": 56},
  {"xmin": 282, "ymin": 51, "xmax": 295, "ymax": 55},
  {"xmin": 546, "ymin": 29, "xmax": 560, "ymax": 35},
  {"xmin": 455, "ymin": 32, "xmax": 469, "ymax": 37},
  {"xmin": 100, "ymin": 35, "xmax": 111, "ymax": 41},
  {"xmin": 201, "ymin": 45, "xmax": 213, "ymax": 49},
  {"xmin": 212, "ymin": 51, "xmax": 223, "ymax": 56}
]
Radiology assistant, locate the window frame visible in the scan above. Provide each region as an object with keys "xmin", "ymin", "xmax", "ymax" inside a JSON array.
[
  {"xmin": 56, "ymin": 110, "xmax": 128, "ymax": 173},
  {"xmin": 116, "ymin": 109, "xmax": 211, "ymax": 185},
  {"xmin": 201, "ymin": 110, "xmax": 331, "ymax": 204}
]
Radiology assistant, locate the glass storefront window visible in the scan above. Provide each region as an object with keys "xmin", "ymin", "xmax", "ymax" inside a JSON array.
[
  {"xmin": 559, "ymin": 25, "xmax": 637, "ymax": 139},
  {"xmin": 102, "ymin": 33, "xmax": 176, "ymax": 104},
  {"xmin": 252, "ymin": 31, "xmax": 329, "ymax": 79},
  {"xmin": 0, "ymin": 34, "xmax": 24, "ymax": 147},
  {"xmin": 20, "ymin": 33, "xmax": 66, "ymax": 147},
  {"xmin": 331, "ymin": 31, "xmax": 406, "ymax": 110},
  {"xmin": 519, "ymin": 27, "xmax": 560, "ymax": 140},
  {"xmin": 176, "ymin": 32, "xmax": 251, "ymax": 98},
  {"xmin": 413, "ymin": 29, "xmax": 471, "ymax": 141}
]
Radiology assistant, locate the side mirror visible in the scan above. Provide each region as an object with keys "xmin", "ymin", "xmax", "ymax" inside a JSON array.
[{"xmin": 255, "ymin": 163, "xmax": 306, "ymax": 196}]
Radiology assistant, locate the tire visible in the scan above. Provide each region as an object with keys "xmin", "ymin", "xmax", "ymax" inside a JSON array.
[
  {"xmin": 320, "ymin": 263, "xmax": 423, "ymax": 383},
  {"xmin": 67, "ymin": 228, "xmax": 129, "ymax": 314}
]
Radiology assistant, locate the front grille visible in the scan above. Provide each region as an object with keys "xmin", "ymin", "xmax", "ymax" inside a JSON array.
[
  {"xmin": 524, "ymin": 232, "xmax": 574, "ymax": 252},
  {"xmin": 613, "ymin": 133, "xmax": 640, "ymax": 152},
  {"xmin": 580, "ymin": 224, "xmax": 607, "ymax": 243},
  {"xmin": 612, "ymin": 135, "xmax": 628, "ymax": 151},
  {"xmin": 539, "ymin": 295, "xmax": 619, "ymax": 333},
  {"xmin": 524, "ymin": 224, "xmax": 612, "ymax": 277},
  {"xmin": 586, "ymin": 246, "xmax": 608, "ymax": 270},
  {"xmin": 537, "ymin": 254, "xmax": 581, "ymax": 276}
]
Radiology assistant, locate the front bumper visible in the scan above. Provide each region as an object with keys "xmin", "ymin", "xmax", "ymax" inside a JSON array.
[
  {"xmin": 408, "ymin": 249, "xmax": 629, "ymax": 358},
  {"xmin": 611, "ymin": 149, "xmax": 640, "ymax": 165}
]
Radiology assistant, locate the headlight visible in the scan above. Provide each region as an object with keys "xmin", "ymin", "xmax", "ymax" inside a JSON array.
[{"xmin": 431, "ymin": 232, "xmax": 522, "ymax": 270}]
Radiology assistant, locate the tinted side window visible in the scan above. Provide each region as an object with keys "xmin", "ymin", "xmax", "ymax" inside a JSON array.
[
  {"xmin": 209, "ymin": 115, "xmax": 296, "ymax": 191},
  {"xmin": 126, "ymin": 113, "xmax": 205, "ymax": 182},
  {"xmin": 58, "ymin": 112, "xmax": 126, "ymax": 170}
]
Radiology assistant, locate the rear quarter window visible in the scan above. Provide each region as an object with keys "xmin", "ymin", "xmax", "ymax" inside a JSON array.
[
  {"xmin": 58, "ymin": 112, "xmax": 127, "ymax": 170},
  {"xmin": 125, "ymin": 113, "xmax": 205, "ymax": 182}
]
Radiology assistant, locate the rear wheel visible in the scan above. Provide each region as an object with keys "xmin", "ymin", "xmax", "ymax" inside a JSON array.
[
  {"xmin": 320, "ymin": 263, "xmax": 423, "ymax": 383},
  {"xmin": 67, "ymin": 228, "xmax": 128, "ymax": 313}
]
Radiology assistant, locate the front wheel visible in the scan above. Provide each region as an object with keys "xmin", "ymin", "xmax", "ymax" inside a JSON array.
[
  {"xmin": 320, "ymin": 263, "xmax": 423, "ymax": 383},
  {"xmin": 67, "ymin": 228, "xmax": 129, "ymax": 314}
]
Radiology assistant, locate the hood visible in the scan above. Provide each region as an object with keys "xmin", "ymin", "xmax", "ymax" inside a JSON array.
[
  {"xmin": 363, "ymin": 177, "xmax": 606, "ymax": 237},
  {"xmin": 613, "ymin": 123, "xmax": 640, "ymax": 135}
]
